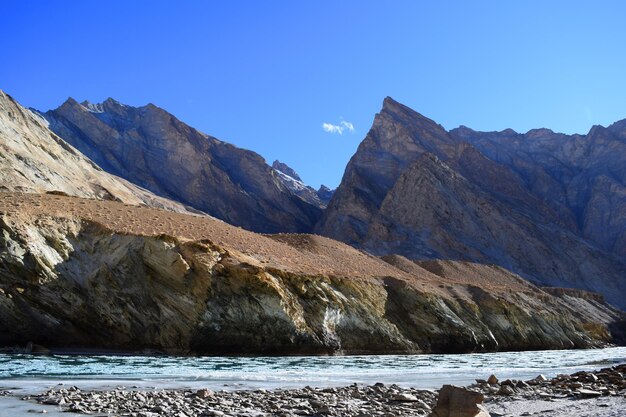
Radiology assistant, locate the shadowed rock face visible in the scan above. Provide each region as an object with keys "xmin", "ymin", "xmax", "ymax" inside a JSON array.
[
  {"xmin": 317, "ymin": 97, "xmax": 626, "ymax": 309},
  {"xmin": 0, "ymin": 193, "xmax": 623, "ymax": 354},
  {"xmin": 272, "ymin": 160, "xmax": 302, "ymax": 182},
  {"xmin": 43, "ymin": 98, "xmax": 322, "ymax": 233},
  {"xmin": 451, "ymin": 124, "xmax": 626, "ymax": 257}
]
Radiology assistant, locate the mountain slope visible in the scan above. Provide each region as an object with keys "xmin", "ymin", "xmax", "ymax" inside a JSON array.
[
  {"xmin": 0, "ymin": 90, "xmax": 187, "ymax": 212},
  {"xmin": 451, "ymin": 124, "xmax": 626, "ymax": 256},
  {"xmin": 43, "ymin": 98, "xmax": 322, "ymax": 233},
  {"xmin": 317, "ymin": 97, "xmax": 626, "ymax": 308}
]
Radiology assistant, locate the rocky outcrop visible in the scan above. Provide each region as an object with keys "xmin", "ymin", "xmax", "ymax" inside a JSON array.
[
  {"xmin": 0, "ymin": 90, "xmax": 188, "ymax": 213},
  {"xmin": 42, "ymin": 99, "xmax": 322, "ymax": 233},
  {"xmin": 0, "ymin": 193, "xmax": 623, "ymax": 354},
  {"xmin": 316, "ymin": 97, "xmax": 626, "ymax": 309}
]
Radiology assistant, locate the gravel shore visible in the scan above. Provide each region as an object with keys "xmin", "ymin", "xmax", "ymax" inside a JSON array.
[{"xmin": 5, "ymin": 364, "xmax": 625, "ymax": 417}]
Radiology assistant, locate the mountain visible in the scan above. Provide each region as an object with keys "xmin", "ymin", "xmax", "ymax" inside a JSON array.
[
  {"xmin": 271, "ymin": 160, "xmax": 334, "ymax": 208},
  {"xmin": 272, "ymin": 160, "xmax": 303, "ymax": 181},
  {"xmin": 0, "ymin": 90, "xmax": 187, "ymax": 212},
  {"xmin": 316, "ymin": 184, "xmax": 335, "ymax": 205},
  {"xmin": 1, "ymin": 89, "xmax": 625, "ymax": 353},
  {"xmin": 317, "ymin": 97, "xmax": 626, "ymax": 309},
  {"xmin": 42, "ymin": 98, "xmax": 322, "ymax": 233},
  {"xmin": 1, "ymin": 192, "xmax": 623, "ymax": 354},
  {"xmin": 451, "ymin": 124, "xmax": 626, "ymax": 256}
]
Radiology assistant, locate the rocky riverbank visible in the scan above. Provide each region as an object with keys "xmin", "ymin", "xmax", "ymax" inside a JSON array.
[{"xmin": 11, "ymin": 364, "xmax": 625, "ymax": 417}]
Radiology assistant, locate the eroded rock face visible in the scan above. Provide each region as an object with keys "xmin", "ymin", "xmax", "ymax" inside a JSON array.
[
  {"xmin": 317, "ymin": 97, "xmax": 626, "ymax": 309},
  {"xmin": 0, "ymin": 193, "xmax": 623, "ymax": 354},
  {"xmin": 42, "ymin": 98, "xmax": 321, "ymax": 233}
]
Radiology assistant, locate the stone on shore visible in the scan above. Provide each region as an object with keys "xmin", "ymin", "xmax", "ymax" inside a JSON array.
[
  {"xmin": 429, "ymin": 385, "xmax": 490, "ymax": 417},
  {"xmin": 577, "ymin": 388, "xmax": 602, "ymax": 398},
  {"xmin": 196, "ymin": 389, "xmax": 214, "ymax": 399}
]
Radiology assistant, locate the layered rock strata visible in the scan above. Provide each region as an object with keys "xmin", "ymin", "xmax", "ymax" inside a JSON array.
[{"xmin": 0, "ymin": 193, "xmax": 623, "ymax": 355}]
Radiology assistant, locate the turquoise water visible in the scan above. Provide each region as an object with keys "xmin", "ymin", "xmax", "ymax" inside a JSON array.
[{"xmin": 1, "ymin": 347, "xmax": 625, "ymax": 393}]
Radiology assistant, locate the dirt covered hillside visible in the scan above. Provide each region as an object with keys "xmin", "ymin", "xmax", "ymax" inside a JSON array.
[{"xmin": 0, "ymin": 192, "xmax": 623, "ymax": 355}]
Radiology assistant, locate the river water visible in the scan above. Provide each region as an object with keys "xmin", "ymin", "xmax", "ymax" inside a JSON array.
[{"xmin": 1, "ymin": 346, "xmax": 625, "ymax": 394}]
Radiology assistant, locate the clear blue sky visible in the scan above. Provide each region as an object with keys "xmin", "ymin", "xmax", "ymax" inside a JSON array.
[{"xmin": 2, "ymin": 1, "xmax": 626, "ymax": 188}]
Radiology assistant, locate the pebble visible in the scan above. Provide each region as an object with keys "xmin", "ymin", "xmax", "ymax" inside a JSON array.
[
  {"xmin": 27, "ymin": 364, "xmax": 626, "ymax": 417},
  {"xmin": 32, "ymin": 383, "xmax": 437, "ymax": 417},
  {"xmin": 469, "ymin": 363, "xmax": 626, "ymax": 404}
]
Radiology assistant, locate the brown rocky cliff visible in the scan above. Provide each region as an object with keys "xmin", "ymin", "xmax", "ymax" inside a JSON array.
[{"xmin": 0, "ymin": 193, "xmax": 623, "ymax": 354}]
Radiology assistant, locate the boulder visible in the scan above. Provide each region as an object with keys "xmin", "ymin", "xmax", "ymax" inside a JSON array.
[
  {"xmin": 429, "ymin": 385, "xmax": 490, "ymax": 417},
  {"xmin": 196, "ymin": 389, "xmax": 214, "ymax": 399}
]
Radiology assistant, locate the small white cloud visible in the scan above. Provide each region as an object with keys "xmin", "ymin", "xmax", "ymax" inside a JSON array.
[
  {"xmin": 340, "ymin": 120, "xmax": 354, "ymax": 132},
  {"xmin": 322, "ymin": 119, "xmax": 355, "ymax": 135},
  {"xmin": 323, "ymin": 122, "xmax": 344, "ymax": 134}
]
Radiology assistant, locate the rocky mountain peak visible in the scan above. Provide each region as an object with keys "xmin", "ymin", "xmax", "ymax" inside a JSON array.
[
  {"xmin": 453, "ymin": 125, "xmax": 476, "ymax": 135},
  {"xmin": 378, "ymin": 96, "xmax": 446, "ymax": 134},
  {"xmin": 525, "ymin": 128, "xmax": 555, "ymax": 138},
  {"xmin": 316, "ymin": 185, "xmax": 335, "ymax": 205},
  {"xmin": 607, "ymin": 118, "xmax": 626, "ymax": 140},
  {"xmin": 318, "ymin": 96, "xmax": 626, "ymax": 308},
  {"xmin": 0, "ymin": 89, "xmax": 187, "ymax": 212},
  {"xmin": 587, "ymin": 124, "xmax": 607, "ymax": 138},
  {"xmin": 271, "ymin": 160, "xmax": 330, "ymax": 209},
  {"xmin": 59, "ymin": 97, "xmax": 83, "ymax": 111},
  {"xmin": 272, "ymin": 160, "xmax": 302, "ymax": 181}
]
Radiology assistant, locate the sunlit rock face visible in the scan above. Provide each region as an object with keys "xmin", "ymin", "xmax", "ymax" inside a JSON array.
[{"xmin": 317, "ymin": 97, "xmax": 626, "ymax": 309}]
